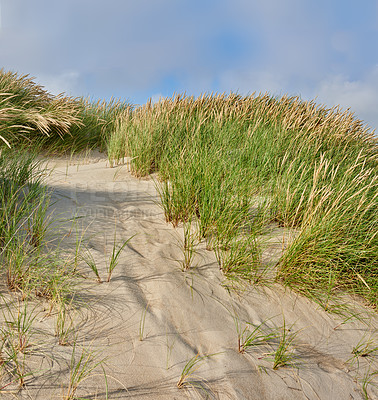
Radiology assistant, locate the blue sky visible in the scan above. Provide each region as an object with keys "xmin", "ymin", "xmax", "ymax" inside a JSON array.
[{"xmin": 1, "ymin": 0, "xmax": 377, "ymax": 131}]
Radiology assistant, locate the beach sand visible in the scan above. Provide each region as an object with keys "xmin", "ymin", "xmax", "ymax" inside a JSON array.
[{"xmin": 2, "ymin": 152, "xmax": 377, "ymax": 399}]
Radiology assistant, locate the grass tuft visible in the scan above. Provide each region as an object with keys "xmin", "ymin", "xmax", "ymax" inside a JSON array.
[{"xmin": 107, "ymin": 92, "xmax": 377, "ymax": 307}]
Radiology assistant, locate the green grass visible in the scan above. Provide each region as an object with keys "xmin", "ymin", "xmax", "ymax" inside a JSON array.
[
  {"xmin": 0, "ymin": 69, "xmax": 131, "ymax": 153},
  {"xmin": 0, "ymin": 67, "xmax": 376, "ymax": 397},
  {"xmin": 179, "ymin": 217, "xmax": 199, "ymax": 271},
  {"xmin": 177, "ymin": 353, "xmax": 209, "ymax": 389},
  {"xmin": 63, "ymin": 341, "xmax": 104, "ymax": 400},
  {"xmin": 48, "ymin": 96, "xmax": 132, "ymax": 154},
  {"xmin": 106, "ymin": 232, "xmax": 135, "ymax": 282},
  {"xmin": 82, "ymin": 246, "xmax": 102, "ymax": 283},
  {"xmin": 0, "ymin": 70, "xmax": 119, "ymax": 396},
  {"xmin": 108, "ymin": 93, "xmax": 377, "ymax": 308},
  {"xmin": 272, "ymin": 320, "xmax": 298, "ymax": 370},
  {"xmin": 236, "ymin": 319, "xmax": 278, "ymax": 354}
]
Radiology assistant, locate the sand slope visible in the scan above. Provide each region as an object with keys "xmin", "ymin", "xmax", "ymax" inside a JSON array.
[{"xmin": 4, "ymin": 153, "xmax": 377, "ymax": 399}]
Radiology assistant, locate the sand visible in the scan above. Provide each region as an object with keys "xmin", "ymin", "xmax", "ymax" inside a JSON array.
[{"xmin": 1, "ymin": 152, "xmax": 377, "ymax": 399}]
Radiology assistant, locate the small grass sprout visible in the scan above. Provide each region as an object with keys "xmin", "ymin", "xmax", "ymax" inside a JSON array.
[
  {"xmin": 272, "ymin": 320, "xmax": 298, "ymax": 370},
  {"xmin": 63, "ymin": 342, "xmax": 103, "ymax": 400},
  {"xmin": 177, "ymin": 353, "xmax": 209, "ymax": 389},
  {"xmin": 165, "ymin": 334, "xmax": 177, "ymax": 370},
  {"xmin": 106, "ymin": 233, "xmax": 135, "ymax": 282},
  {"xmin": 0, "ymin": 330, "xmax": 29, "ymax": 388},
  {"xmin": 348, "ymin": 334, "xmax": 378, "ymax": 369},
  {"xmin": 82, "ymin": 247, "xmax": 102, "ymax": 283},
  {"xmin": 230, "ymin": 307, "xmax": 277, "ymax": 354},
  {"xmin": 239, "ymin": 321, "xmax": 278, "ymax": 354},
  {"xmin": 180, "ymin": 217, "xmax": 198, "ymax": 271},
  {"xmin": 3, "ymin": 299, "xmax": 38, "ymax": 354},
  {"xmin": 353, "ymin": 339, "xmax": 378, "ymax": 359},
  {"xmin": 360, "ymin": 368, "xmax": 378, "ymax": 400},
  {"xmin": 55, "ymin": 298, "xmax": 75, "ymax": 346}
]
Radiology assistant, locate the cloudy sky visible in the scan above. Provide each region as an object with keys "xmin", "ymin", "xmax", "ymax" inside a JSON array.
[{"xmin": 1, "ymin": 0, "xmax": 377, "ymax": 131}]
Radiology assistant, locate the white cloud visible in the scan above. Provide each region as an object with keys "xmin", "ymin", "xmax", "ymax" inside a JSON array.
[
  {"xmin": 315, "ymin": 67, "xmax": 378, "ymax": 132},
  {"xmin": 219, "ymin": 68, "xmax": 286, "ymax": 96},
  {"xmin": 35, "ymin": 71, "xmax": 81, "ymax": 96},
  {"xmin": 218, "ymin": 65, "xmax": 378, "ymax": 133}
]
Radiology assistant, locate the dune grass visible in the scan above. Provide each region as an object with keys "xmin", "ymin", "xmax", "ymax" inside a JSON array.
[
  {"xmin": 1, "ymin": 69, "xmax": 376, "ymax": 307},
  {"xmin": 0, "ymin": 70, "xmax": 123, "ymax": 394},
  {"xmin": 0, "ymin": 69, "xmax": 80, "ymax": 148},
  {"xmin": 49, "ymin": 96, "xmax": 132, "ymax": 154},
  {"xmin": 0, "ymin": 146, "xmax": 82, "ymax": 392},
  {"xmin": 0, "ymin": 68, "xmax": 376, "ymax": 396},
  {"xmin": 110, "ymin": 93, "xmax": 377, "ymax": 308},
  {"xmin": 0, "ymin": 68, "xmax": 131, "ymax": 153},
  {"xmin": 0, "ymin": 148, "xmax": 77, "ymax": 303}
]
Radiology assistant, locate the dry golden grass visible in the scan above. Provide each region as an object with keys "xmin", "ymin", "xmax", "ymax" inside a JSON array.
[{"xmin": 0, "ymin": 69, "xmax": 81, "ymax": 146}]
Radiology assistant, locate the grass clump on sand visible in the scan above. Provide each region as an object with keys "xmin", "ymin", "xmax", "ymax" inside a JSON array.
[
  {"xmin": 109, "ymin": 93, "xmax": 377, "ymax": 308},
  {"xmin": 0, "ymin": 147, "xmax": 74, "ymax": 302}
]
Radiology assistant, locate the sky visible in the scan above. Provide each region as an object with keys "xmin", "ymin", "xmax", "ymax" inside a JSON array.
[{"xmin": 0, "ymin": 0, "xmax": 377, "ymax": 132}]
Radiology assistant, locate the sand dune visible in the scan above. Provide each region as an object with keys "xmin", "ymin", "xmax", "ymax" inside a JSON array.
[{"xmin": 4, "ymin": 152, "xmax": 376, "ymax": 399}]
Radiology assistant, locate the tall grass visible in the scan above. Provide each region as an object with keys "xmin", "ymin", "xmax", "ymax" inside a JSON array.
[
  {"xmin": 48, "ymin": 96, "xmax": 132, "ymax": 153},
  {"xmin": 110, "ymin": 93, "xmax": 377, "ymax": 307},
  {"xmin": 0, "ymin": 147, "xmax": 76, "ymax": 303},
  {"xmin": 0, "ymin": 70, "xmax": 122, "ymax": 394},
  {"xmin": 1, "ymin": 69, "xmax": 376, "ymax": 307},
  {"xmin": 0, "ymin": 69, "xmax": 131, "ymax": 152},
  {"xmin": 0, "ymin": 69, "xmax": 80, "ymax": 147}
]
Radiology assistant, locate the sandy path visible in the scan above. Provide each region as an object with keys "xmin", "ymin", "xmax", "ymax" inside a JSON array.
[{"xmin": 9, "ymin": 153, "xmax": 376, "ymax": 399}]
